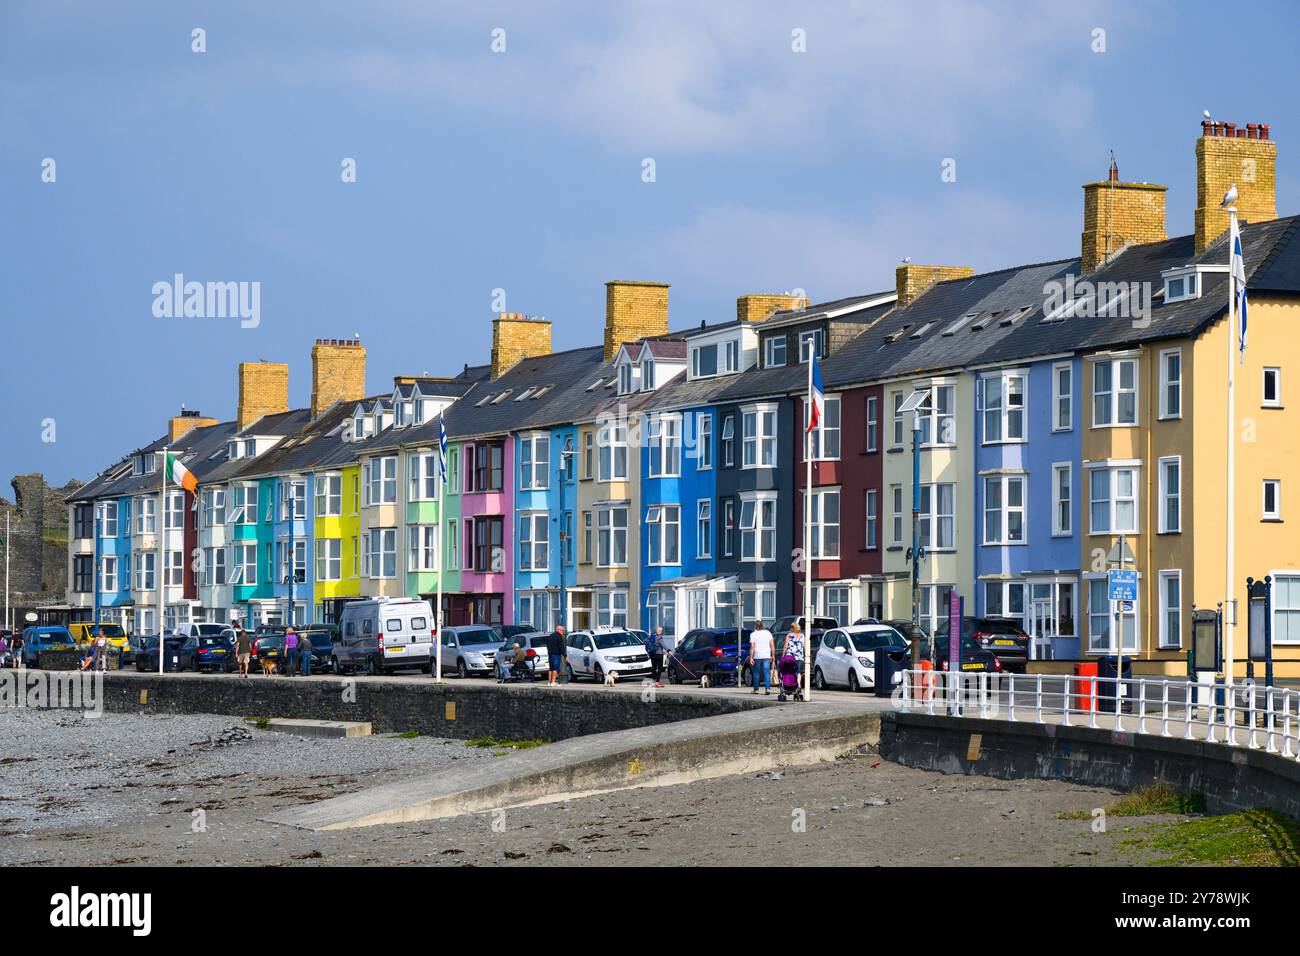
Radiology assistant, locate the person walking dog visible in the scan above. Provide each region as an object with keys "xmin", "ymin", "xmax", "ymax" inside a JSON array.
[
  {"xmin": 234, "ymin": 623, "xmax": 252, "ymax": 678},
  {"xmin": 749, "ymin": 620, "xmax": 774, "ymax": 695}
]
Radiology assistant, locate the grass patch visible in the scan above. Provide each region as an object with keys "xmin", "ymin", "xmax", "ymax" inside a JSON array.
[
  {"xmin": 465, "ymin": 736, "xmax": 548, "ymax": 751},
  {"xmin": 1137, "ymin": 809, "xmax": 1300, "ymax": 866},
  {"xmin": 1059, "ymin": 782, "xmax": 1206, "ymax": 819},
  {"xmin": 391, "ymin": 730, "xmax": 420, "ymax": 739},
  {"xmin": 245, "ymin": 716, "xmax": 271, "ymax": 731}
]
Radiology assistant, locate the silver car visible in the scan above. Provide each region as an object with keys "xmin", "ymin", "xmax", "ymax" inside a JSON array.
[{"xmin": 435, "ymin": 625, "xmax": 506, "ymax": 679}]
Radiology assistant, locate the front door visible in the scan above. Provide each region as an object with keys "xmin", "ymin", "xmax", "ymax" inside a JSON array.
[{"xmin": 1030, "ymin": 600, "xmax": 1052, "ymax": 660}]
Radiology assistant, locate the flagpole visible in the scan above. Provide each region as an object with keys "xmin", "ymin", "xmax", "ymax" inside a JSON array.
[
  {"xmin": 158, "ymin": 446, "xmax": 167, "ymax": 675},
  {"xmin": 1225, "ymin": 204, "xmax": 1238, "ymax": 687},
  {"xmin": 804, "ymin": 355, "xmax": 813, "ymax": 701}
]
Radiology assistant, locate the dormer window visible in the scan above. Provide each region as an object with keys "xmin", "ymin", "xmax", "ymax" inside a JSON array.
[
  {"xmin": 618, "ymin": 363, "xmax": 635, "ymax": 395},
  {"xmin": 394, "ymin": 402, "xmax": 408, "ymax": 427},
  {"xmin": 764, "ymin": 336, "xmax": 787, "ymax": 368},
  {"xmin": 690, "ymin": 340, "xmax": 739, "ymax": 378},
  {"xmin": 244, "ymin": 439, "xmax": 256, "ymax": 458},
  {"xmin": 641, "ymin": 359, "xmax": 655, "ymax": 391},
  {"xmin": 227, "ymin": 442, "xmax": 239, "ymax": 461},
  {"xmin": 1163, "ymin": 268, "xmax": 1201, "ymax": 303},
  {"xmin": 799, "ymin": 329, "xmax": 826, "ymax": 362}
]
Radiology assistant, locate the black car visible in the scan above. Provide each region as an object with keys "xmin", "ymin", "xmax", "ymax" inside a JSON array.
[
  {"xmin": 253, "ymin": 625, "xmax": 288, "ymax": 664},
  {"xmin": 665, "ymin": 628, "xmax": 752, "ymax": 686},
  {"xmin": 300, "ymin": 630, "xmax": 336, "ymax": 672},
  {"xmin": 133, "ymin": 635, "xmax": 195, "ymax": 672},
  {"xmin": 919, "ymin": 633, "xmax": 1001, "ymax": 673},
  {"xmin": 934, "ymin": 616, "xmax": 1029, "ymax": 672},
  {"xmin": 498, "ymin": 623, "xmax": 536, "ymax": 643}
]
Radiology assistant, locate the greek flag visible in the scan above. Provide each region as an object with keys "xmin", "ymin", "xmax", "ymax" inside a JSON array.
[
  {"xmin": 437, "ymin": 413, "xmax": 448, "ymax": 480},
  {"xmin": 1231, "ymin": 215, "xmax": 1249, "ymax": 362}
]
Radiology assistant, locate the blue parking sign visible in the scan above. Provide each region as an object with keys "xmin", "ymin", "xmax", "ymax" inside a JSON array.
[{"xmin": 1108, "ymin": 569, "xmax": 1138, "ymax": 602}]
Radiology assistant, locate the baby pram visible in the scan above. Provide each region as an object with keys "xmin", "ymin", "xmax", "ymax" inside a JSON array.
[{"xmin": 776, "ymin": 654, "xmax": 803, "ymax": 702}]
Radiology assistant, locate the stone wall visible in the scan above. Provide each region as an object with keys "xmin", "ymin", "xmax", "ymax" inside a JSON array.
[
  {"xmin": 0, "ymin": 473, "xmax": 80, "ymax": 600},
  {"xmin": 99, "ymin": 672, "xmax": 768, "ymax": 740}
]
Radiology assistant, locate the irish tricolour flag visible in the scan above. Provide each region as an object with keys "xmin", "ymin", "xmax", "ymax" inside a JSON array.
[{"xmin": 165, "ymin": 451, "xmax": 198, "ymax": 494}]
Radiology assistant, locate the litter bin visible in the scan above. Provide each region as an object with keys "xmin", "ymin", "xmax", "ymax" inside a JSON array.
[
  {"xmin": 875, "ymin": 647, "xmax": 909, "ymax": 697},
  {"xmin": 1096, "ymin": 656, "xmax": 1133, "ymax": 714},
  {"xmin": 1071, "ymin": 662, "xmax": 1098, "ymax": 713}
]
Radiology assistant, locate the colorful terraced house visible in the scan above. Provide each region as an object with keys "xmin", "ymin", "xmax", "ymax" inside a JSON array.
[{"xmin": 65, "ymin": 119, "xmax": 1300, "ymax": 678}]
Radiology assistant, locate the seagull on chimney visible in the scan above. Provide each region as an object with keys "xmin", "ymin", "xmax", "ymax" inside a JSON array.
[
  {"xmin": 1203, "ymin": 109, "xmax": 1212, "ymax": 120},
  {"xmin": 1222, "ymin": 183, "xmax": 1239, "ymax": 208},
  {"xmin": 902, "ymin": 257, "xmax": 911, "ymax": 264}
]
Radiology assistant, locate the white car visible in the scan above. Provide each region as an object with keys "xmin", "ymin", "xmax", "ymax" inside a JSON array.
[
  {"xmin": 564, "ymin": 628, "xmax": 653, "ymax": 683},
  {"xmin": 812, "ymin": 624, "xmax": 910, "ymax": 693}
]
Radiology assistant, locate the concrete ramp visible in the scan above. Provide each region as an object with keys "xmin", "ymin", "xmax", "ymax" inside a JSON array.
[{"xmin": 264, "ymin": 702, "xmax": 884, "ymax": 830}]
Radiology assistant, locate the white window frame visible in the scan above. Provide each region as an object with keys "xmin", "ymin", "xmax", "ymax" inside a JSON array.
[
  {"xmin": 739, "ymin": 492, "xmax": 777, "ymax": 563},
  {"xmin": 315, "ymin": 473, "xmax": 342, "ymax": 516},
  {"xmin": 890, "ymin": 484, "xmax": 903, "ymax": 545},
  {"xmin": 407, "ymin": 525, "xmax": 438, "ymax": 573},
  {"xmin": 741, "ymin": 403, "xmax": 778, "ymax": 470},
  {"xmin": 518, "ymin": 433, "xmax": 550, "ymax": 491},
  {"xmin": 597, "ymin": 419, "xmax": 629, "ymax": 482},
  {"xmin": 806, "ymin": 487, "xmax": 841, "ymax": 559},
  {"xmin": 1087, "ymin": 575, "xmax": 1139, "ymax": 654},
  {"xmin": 1158, "ymin": 348, "xmax": 1182, "ymax": 420},
  {"xmin": 1157, "ymin": 456, "xmax": 1181, "ymax": 533},
  {"xmin": 596, "ymin": 506, "xmax": 629, "ymax": 568},
  {"xmin": 1087, "ymin": 463, "xmax": 1140, "ymax": 535},
  {"xmin": 648, "ymin": 414, "xmax": 682, "ymax": 478},
  {"xmin": 697, "ymin": 413, "xmax": 713, "ymax": 470},
  {"xmin": 890, "ymin": 392, "xmax": 904, "ymax": 449},
  {"xmin": 804, "ymin": 395, "xmax": 841, "ymax": 460},
  {"xmin": 721, "ymin": 415, "xmax": 735, "ymax": 467},
  {"xmin": 982, "ymin": 474, "xmax": 1026, "ymax": 545},
  {"xmin": 1264, "ymin": 367, "xmax": 1283, "ymax": 408},
  {"xmin": 865, "ymin": 395, "xmax": 879, "ymax": 452},
  {"xmin": 316, "ymin": 538, "xmax": 342, "ymax": 581},
  {"xmin": 1052, "ymin": 362, "xmax": 1073, "ymax": 432},
  {"xmin": 1051, "ymin": 462, "xmax": 1072, "ymax": 537},
  {"xmin": 1091, "ymin": 357, "xmax": 1139, "ymax": 428},
  {"xmin": 646, "ymin": 503, "xmax": 681, "ymax": 567},
  {"xmin": 1158, "ymin": 570, "xmax": 1182, "ymax": 649},
  {"xmin": 134, "ymin": 495, "xmax": 156, "ymax": 535},
  {"xmin": 518, "ymin": 512, "xmax": 549, "ymax": 572},
  {"xmin": 764, "ymin": 335, "xmax": 787, "ymax": 368},
  {"xmin": 980, "ymin": 372, "xmax": 1026, "ymax": 444},
  {"xmin": 1263, "ymin": 479, "xmax": 1282, "ymax": 521},
  {"xmin": 919, "ymin": 482, "xmax": 956, "ymax": 551},
  {"xmin": 101, "ymin": 555, "xmax": 118, "ymax": 592},
  {"xmin": 919, "ymin": 384, "xmax": 957, "ymax": 448},
  {"xmin": 864, "ymin": 488, "xmax": 878, "ymax": 550},
  {"xmin": 696, "ymin": 499, "xmax": 712, "ymax": 559},
  {"xmin": 99, "ymin": 500, "xmax": 120, "ymax": 537},
  {"xmin": 1272, "ymin": 573, "xmax": 1300, "ymax": 645}
]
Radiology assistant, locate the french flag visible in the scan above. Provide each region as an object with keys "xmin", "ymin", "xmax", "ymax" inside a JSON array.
[{"xmin": 807, "ymin": 352, "xmax": 825, "ymax": 433}]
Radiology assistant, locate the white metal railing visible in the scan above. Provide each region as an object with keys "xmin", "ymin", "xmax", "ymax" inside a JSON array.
[{"xmin": 895, "ymin": 669, "xmax": 1297, "ymax": 758}]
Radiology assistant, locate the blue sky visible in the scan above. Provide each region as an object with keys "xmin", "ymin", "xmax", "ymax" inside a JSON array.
[{"xmin": 3, "ymin": 0, "xmax": 1299, "ymax": 485}]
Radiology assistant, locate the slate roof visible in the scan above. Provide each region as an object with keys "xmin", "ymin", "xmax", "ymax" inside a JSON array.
[
  {"xmin": 822, "ymin": 214, "xmax": 1300, "ymax": 389},
  {"xmin": 235, "ymin": 408, "xmax": 312, "ymax": 438},
  {"xmin": 229, "ymin": 401, "xmax": 360, "ymax": 479},
  {"xmin": 68, "ymin": 419, "xmax": 239, "ymax": 501}
]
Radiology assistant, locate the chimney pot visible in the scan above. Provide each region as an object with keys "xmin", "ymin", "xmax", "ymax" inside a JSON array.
[
  {"xmin": 1262, "ymin": 124, "xmax": 1271, "ymax": 140},
  {"xmin": 1201, "ymin": 120, "xmax": 1211, "ymax": 136},
  {"xmin": 1194, "ymin": 120, "xmax": 1277, "ymax": 253}
]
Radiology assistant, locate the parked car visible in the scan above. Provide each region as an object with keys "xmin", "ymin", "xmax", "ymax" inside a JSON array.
[
  {"xmin": 300, "ymin": 629, "xmax": 336, "ymax": 672},
  {"xmin": 565, "ymin": 628, "xmax": 653, "ymax": 683},
  {"xmin": 253, "ymin": 626, "xmax": 288, "ymax": 666},
  {"xmin": 191, "ymin": 633, "xmax": 235, "ymax": 673},
  {"xmin": 499, "ymin": 631, "xmax": 552, "ymax": 675},
  {"xmin": 933, "ymin": 616, "xmax": 1029, "ymax": 672},
  {"xmin": 813, "ymin": 625, "xmax": 910, "ymax": 692},
  {"xmin": 497, "ymin": 623, "xmax": 537, "ymax": 644},
  {"xmin": 19, "ymin": 626, "xmax": 76, "ymax": 667},
  {"xmin": 771, "ymin": 615, "xmax": 838, "ymax": 661},
  {"xmin": 919, "ymin": 633, "xmax": 1002, "ymax": 673},
  {"xmin": 336, "ymin": 598, "xmax": 436, "ymax": 675},
  {"xmin": 667, "ymin": 627, "xmax": 752, "ymax": 687},
  {"xmin": 433, "ymin": 625, "xmax": 506, "ymax": 679},
  {"xmin": 68, "ymin": 622, "xmax": 133, "ymax": 662},
  {"xmin": 883, "ymin": 619, "xmax": 930, "ymax": 645},
  {"xmin": 133, "ymin": 634, "xmax": 196, "ymax": 672}
]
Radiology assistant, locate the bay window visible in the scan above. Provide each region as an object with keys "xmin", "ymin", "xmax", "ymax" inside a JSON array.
[
  {"xmin": 742, "ymin": 405, "xmax": 778, "ymax": 469},
  {"xmin": 519, "ymin": 434, "xmax": 550, "ymax": 490},
  {"xmin": 598, "ymin": 419, "xmax": 628, "ymax": 481},
  {"xmin": 919, "ymin": 384, "xmax": 957, "ymax": 447},
  {"xmin": 648, "ymin": 415, "xmax": 682, "ymax": 477},
  {"xmin": 807, "ymin": 488, "xmax": 840, "ymax": 558},
  {"xmin": 315, "ymin": 473, "xmax": 342, "ymax": 516},
  {"xmin": 739, "ymin": 494, "xmax": 777, "ymax": 562},
  {"xmin": 804, "ymin": 396, "xmax": 841, "ymax": 460},
  {"xmin": 316, "ymin": 538, "xmax": 341, "ymax": 581},
  {"xmin": 518, "ymin": 512, "xmax": 549, "ymax": 571},
  {"xmin": 596, "ymin": 506, "xmax": 628, "ymax": 567},
  {"xmin": 919, "ymin": 483, "xmax": 955, "ymax": 550}
]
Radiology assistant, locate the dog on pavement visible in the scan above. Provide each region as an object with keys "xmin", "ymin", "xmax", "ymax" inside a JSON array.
[
  {"xmin": 258, "ymin": 658, "xmax": 278, "ymax": 676},
  {"xmin": 603, "ymin": 669, "xmax": 618, "ymax": 686}
]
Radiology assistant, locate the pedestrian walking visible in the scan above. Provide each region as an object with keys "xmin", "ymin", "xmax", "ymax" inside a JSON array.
[
  {"xmin": 648, "ymin": 626, "xmax": 665, "ymax": 685},
  {"xmin": 545, "ymin": 624, "xmax": 567, "ymax": 686},
  {"xmin": 234, "ymin": 622, "xmax": 252, "ymax": 677},
  {"xmin": 749, "ymin": 620, "xmax": 775, "ymax": 694},
  {"xmin": 299, "ymin": 632, "xmax": 312, "ymax": 676},
  {"xmin": 12, "ymin": 631, "xmax": 23, "ymax": 668},
  {"xmin": 283, "ymin": 627, "xmax": 298, "ymax": 676},
  {"xmin": 93, "ymin": 627, "xmax": 109, "ymax": 672}
]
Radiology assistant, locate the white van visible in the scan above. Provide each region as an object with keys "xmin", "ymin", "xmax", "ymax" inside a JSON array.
[{"xmin": 335, "ymin": 597, "xmax": 435, "ymax": 675}]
